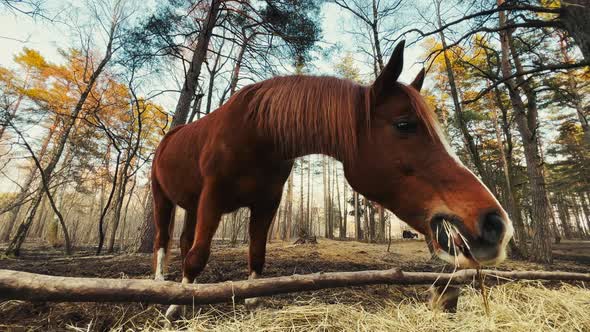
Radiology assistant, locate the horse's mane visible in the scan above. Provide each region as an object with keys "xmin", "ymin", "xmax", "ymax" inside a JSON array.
[
  {"xmin": 232, "ymin": 75, "xmax": 441, "ymax": 163},
  {"xmin": 237, "ymin": 75, "xmax": 369, "ymax": 163}
]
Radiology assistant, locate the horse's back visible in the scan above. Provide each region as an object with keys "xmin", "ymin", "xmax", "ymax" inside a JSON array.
[{"xmin": 151, "ymin": 82, "xmax": 295, "ymax": 210}]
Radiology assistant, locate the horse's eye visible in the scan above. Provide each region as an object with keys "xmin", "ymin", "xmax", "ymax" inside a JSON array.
[{"xmin": 394, "ymin": 121, "xmax": 417, "ymax": 133}]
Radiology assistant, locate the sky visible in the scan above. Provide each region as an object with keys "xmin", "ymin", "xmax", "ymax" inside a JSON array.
[
  {"xmin": 318, "ymin": 3, "xmax": 425, "ymax": 83},
  {"xmin": 0, "ymin": 1, "xmax": 76, "ymax": 66},
  {"xmin": 0, "ymin": 1, "xmax": 428, "ymax": 95}
]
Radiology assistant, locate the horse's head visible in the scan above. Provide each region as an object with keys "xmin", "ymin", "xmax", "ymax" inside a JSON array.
[{"xmin": 345, "ymin": 41, "xmax": 513, "ymax": 268}]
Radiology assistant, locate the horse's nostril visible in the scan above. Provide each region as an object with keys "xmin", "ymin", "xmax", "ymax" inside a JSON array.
[{"xmin": 481, "ymin": 212, "xmax": 505, "ymax": 245}]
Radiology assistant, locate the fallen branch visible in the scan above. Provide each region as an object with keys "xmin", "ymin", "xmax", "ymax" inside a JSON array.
[
  {"xmin": 0, "ymin": 269, "xmax": 588, "ymax": 305},
  {"xmin": 293, "ymin": 235, "xmax": 318, "ymax": 245}
]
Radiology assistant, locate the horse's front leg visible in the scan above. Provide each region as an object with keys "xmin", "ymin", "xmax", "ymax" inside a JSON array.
[
  {"xmin": 245, "ymin": 196, "xmax": 282, "ymax": 309},
  {"xmin": 165, "ymin": 185, "xmax": 222, "ymax": 320},
  {"xmin": 152, "ymin": 180, "xmax": 175, "ymax": 282}
]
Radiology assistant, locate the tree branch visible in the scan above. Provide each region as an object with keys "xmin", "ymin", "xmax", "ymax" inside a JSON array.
[
  {"xmin": 0, "ymin": 268, "xmax": 588, "ymax": 305},
  {"xmin": 401, "ymin": 3, "xmax": 562, "ymax": 40},
  {"xmin": 463, "ymin": 61, "xmax": 590, "ymax": 104}
]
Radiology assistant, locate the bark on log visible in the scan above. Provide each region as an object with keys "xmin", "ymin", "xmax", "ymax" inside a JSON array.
[{"xmin": 0, "ymin": 269, "xmax": 589, "ymax": 305}]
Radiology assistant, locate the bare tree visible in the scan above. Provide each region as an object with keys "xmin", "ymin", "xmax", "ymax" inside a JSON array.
[
  {"xmin": 333, "ymin": 0, "xmax": 404, "ymax": 77},
  {"xmin": 5, "ymin": 0, "xmax": 130, "ymax": 256}
]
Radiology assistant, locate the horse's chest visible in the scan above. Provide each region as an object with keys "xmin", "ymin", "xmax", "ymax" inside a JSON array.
[
  {"xmin": 231, "ymin": 171, "xmax": 282, "ymax": 204},
  {"xmin": 237, "ymin": 176, "xmax": 259, "ymax": 195}
]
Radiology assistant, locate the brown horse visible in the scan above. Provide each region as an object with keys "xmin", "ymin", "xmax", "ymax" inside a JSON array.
[{"xmin": 151, "ymin": 41, "xmax": 513, "ymax": 315}]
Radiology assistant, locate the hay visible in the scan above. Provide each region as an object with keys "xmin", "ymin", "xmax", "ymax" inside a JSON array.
[{"xmin": 123, "ymin": 282, "xmax": 590, "ymax": 332}]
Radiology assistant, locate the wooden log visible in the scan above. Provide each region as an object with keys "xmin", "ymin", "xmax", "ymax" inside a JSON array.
[{"xmin": 0, "ymin": 269, "xmax": 588, "ymax": 305}]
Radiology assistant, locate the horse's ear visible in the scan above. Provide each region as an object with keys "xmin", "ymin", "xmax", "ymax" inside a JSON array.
[
  {"xmin": 372, "ymin": 40, "xmax": 405, "ymax": 98},
  {"xmin": 411, "ymin": 68, "xmax": 425, "ymax": 92}
]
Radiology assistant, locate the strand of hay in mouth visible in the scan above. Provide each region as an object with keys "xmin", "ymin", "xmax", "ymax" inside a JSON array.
[
  {"xmin": 476, "ymin": 268, "xmax": 490, "ymax": 315},
  {"xmin": 440, "ymin": 219, "xmax": 494, "ymax": 317},
  {"xmin": 145, "ymin": 282, "xmax": 590, "ymax": 332}
]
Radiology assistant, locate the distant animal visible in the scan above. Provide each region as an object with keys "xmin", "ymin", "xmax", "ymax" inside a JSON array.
[
  {"xmin": 150, "ymin": 41, "xmax": 513, "ymax": 317},
  {"xmin": 402, "ymin": 230, "xmax": 419, "ymax": 239}
]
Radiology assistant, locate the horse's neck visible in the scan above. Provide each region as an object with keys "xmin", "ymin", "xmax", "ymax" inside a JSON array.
[
  {"xmin": 285, "ymin": 147, "xmax": 344, "ymax": 163},
  {"xmin": 270, "ymin": 125, "xmax": 355, "ymax": 167},
  {"xmin": 238, "ymin": 76, "xmax": 365, "ymax": 166}
]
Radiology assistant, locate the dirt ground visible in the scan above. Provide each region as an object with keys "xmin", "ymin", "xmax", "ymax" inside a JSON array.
[{"xmin": 0, "ymin": 239, "xmax": 589, "ymax": 331}]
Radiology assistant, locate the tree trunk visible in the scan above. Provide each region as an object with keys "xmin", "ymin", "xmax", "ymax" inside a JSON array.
[
  {"xmin": 171, "ymin": 0, "xmax": 221, "ymax": 127},
  {"xmin": 363, "ymin": 198, "xmax": 370, "ymax": 243},
  {"xmin": 306, "ymin": 156, "xmax": 311, "ymax": 235},
  {"xmin": 136, "ymin": 200, "xmax": 155, "ymax": 253},
  {"xmin": 2, "ymin": 180, "xmax": 32, "ymax": 243},
  {"xmin": 571, "ymin": 195, "xmax": 588, "ymax": 238},
  {"xmin": 556, "ymin": 194, "xmax": 572, "ymax": 239},
  {"xmin": 286, "ymin": 173, "xmax": 293, "ymax": 240},
  {"xmin": 579, "ymin": 192, "xmax": 590, "ymax": 234},
  {"xmin": 107, "ymin": 168, "xmax": 129, "ymax": 253},
  {"xmin": 498, "ymin": 0, "xmax": 552, "ymax": 263},
  {"xmin": 368, "ymin": 202, "xmax": 376, "ymax": 242},
  {"xmin": 327, "ymin": 159, "xmax": 333, "ymax": 238},
  {"xmin": 299, "ymin": 159, "xmax": 305, "ymax": 237},
  {"xmin": 435, "ymin": 0, "xmax": 487, "ymax": 182},
  {"xmin": 560, "ymin": 0, "xmax": 590, "ymax": 63},
  {"xmin": 342, "ymin": 177, "xmax": 348, "ymax": 239},
  {"xmin": 205, "ymin": 66, "xmax": 218, "ymax": 116},
  {"xmin": 323, "ymin": 157, "xmax": 328, "ymax": 238},
  {"xmin": 490, "ymin": 99, "xmax": 527, "ymax": 256},
  {"xmin": 97, "ymin": 145, "xmax": 121, "ymax": 255},
  {"xmin": 371, "ymin": 0, "xmax": 384, "ymax": 72},
  {"xmin": 30, "ymin": 193, "xmax": 48, "ymax": 239},
  {"xmin": 336, "ymin": 165, "xmax": 343, "ymax": 239},
  {"xmin": 354, "ymin": 191, "xmax": 361, "ymax": 240},
  {"xmin": 187, "ymin": 93, "xmax": 204, "ymax": 123},
  {"xmin": 378, "ymin": 205, "xmax": 385, "ymax": 242},
  {"xmin": 229, "ymin": 34, "xmax": 251, "ymax": 96},
  {"xmin": 119, "ymin": 175, "xmax": 137, "ymax": 250},
  {"xmin": 268, "ymin": 209, "xmax": 277, "ymax": 243},
  {"xmin": 30, "ymin": 194, "xmax": 49, "ymax": 239}
]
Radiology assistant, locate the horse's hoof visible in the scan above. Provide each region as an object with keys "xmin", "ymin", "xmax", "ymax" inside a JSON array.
[
  {"xmin": 245, "ymin": 297, "xmax": 262, "ymax": 310},
  {"xmin": 165, "ymin": 304, "xmax": 182, "ymax": 320},
  {"xmin": 154, "ymin": 274, "xmax": 165, "ymax": 282},
  {"xmin": 429, "ymin": 285, "xmax": 461, "ymax": 313}
]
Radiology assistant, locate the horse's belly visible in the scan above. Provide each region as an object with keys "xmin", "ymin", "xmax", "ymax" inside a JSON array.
[
  {"xmin": 155, "ymin": 155, "xmax": 202, "ymax": 209},
  {"xmin": 161, "ymin": 176, "xmax": 201, "ymax": 209}
]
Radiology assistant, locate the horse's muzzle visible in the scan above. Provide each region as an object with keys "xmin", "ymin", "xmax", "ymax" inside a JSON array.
[{"xmin": 429, "ymin": 211, "xmax": 511, "ymax": 266}]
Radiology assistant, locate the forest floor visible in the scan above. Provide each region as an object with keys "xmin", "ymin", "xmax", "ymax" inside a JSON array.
[{"xmin": 0, "ymin": 239, "xmax": 589, "ymax": 331}]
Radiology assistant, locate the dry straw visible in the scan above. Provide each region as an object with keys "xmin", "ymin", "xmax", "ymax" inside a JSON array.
[{"xmin": 106, "ymin": 281, "xmax": 590, "ymax": 332}]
